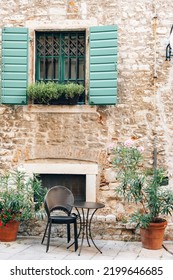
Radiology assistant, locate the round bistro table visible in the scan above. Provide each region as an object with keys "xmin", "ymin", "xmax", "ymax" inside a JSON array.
[{"xmin": 73, "ymin": 201, "xmax": 105, "ymax": 256}]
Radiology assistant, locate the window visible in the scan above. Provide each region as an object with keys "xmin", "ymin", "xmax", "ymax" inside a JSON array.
[
  {"xmin": 1, "ymin": 25, "xmax": 118, "ymax": 106},
  {"xmin": 36, "ymin": 31, "xmax": 85, "ymax": 103}
]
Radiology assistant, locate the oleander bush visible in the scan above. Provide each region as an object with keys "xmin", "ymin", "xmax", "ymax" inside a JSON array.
[{"xmin": 111, "ymin": 138, "xmax": 173, "ymax": 228}]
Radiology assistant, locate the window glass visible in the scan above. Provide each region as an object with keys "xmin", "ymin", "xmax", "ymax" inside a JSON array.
[
  {"xmin": 78, "ymin": 58, "xmax": 84, "ymax": 79},
  {"xmin": 70, "ymin": 58, "xmax": 76, "ymax": 80}
]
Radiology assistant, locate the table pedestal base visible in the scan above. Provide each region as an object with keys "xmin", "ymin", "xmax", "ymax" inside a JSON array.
[
  {"xmin": 73, "ymin": 201, "xmax": 105, "ymax": 256},
  {"xmin": 76, "ymin": 207, "xmax": 102, "ymax": 256}
]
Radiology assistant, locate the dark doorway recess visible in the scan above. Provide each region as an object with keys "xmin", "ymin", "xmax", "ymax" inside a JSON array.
[{"xmin": 39, "ymin": 174, "xmax": 86, "ymax": 202}]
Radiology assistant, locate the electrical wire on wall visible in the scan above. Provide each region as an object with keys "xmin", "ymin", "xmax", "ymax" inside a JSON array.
[{"xmin": 153, "ymin": 2, "xmax": 158, "ymax": 171}]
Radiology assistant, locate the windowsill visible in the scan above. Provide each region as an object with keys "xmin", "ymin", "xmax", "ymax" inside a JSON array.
[{"xmin": 23, "ymin": 104, "xmax": 97, "ymax": 113}]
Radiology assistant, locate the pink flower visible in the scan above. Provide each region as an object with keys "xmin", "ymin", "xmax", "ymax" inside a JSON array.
[
  {"xmin": 107, "ymin": 143, "xmax": 115, "ymax": 150},
  {"xmin": 124, "ymin": 139, "xmax": 135, "ymax": 148},
  {"xmin": 137, "ymin": 146, "xmax": 144, "ymax": 153}
]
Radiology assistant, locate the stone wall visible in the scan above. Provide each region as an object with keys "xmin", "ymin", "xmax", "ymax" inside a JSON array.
[{"xmin": 1, "ymin": 0, "xmax": 173, "ymax": 240}]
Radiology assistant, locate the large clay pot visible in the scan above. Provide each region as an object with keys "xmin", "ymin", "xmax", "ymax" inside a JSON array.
[
  {"xmin": 140, "ymin": 219, "xmax": 167, "ymax": 250},
  {"xmin": 0, "ymin": 220, "xmax": 20, "ymax": 242}
]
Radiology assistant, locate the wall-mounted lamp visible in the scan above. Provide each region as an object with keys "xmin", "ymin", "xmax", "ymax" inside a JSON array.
[{"xmin": 166, "ymin": 25, "xmax": 173, "ymax": 60}]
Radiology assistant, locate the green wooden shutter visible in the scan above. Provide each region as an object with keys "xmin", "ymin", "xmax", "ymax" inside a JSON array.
[
  {"xmin": 89, "ymin": 25, "xmax": 118, "ymax": 105},
  {"xmin": 1, "ymin": 27, "xmax": 28, "ymax": 104}
]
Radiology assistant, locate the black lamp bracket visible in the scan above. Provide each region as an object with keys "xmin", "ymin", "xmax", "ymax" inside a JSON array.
[
  {"xmin": 166, "ymin": 25, "xmax": 173, "ymax": 61},
  {"xmin": 166, "ymin": 43, "xmax": 172, "ymax": 61}
]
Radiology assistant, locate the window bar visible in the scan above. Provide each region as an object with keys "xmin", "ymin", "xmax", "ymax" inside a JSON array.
[
  {"xmin": 43, "ymin": 34, "xmax": 46, "ymax": 81},
  {"xmin": 51, "ymin": 33, "xmax": 54, "ymax": 81},
  {"xmin": 53, "ymin": 34, "xmax": 57, "ymax": 81},
  {"xmin": 45, "ymin": 58, "xmax": 48, "ymax": 80},
  {"xmin": 59, "ymin": 33, "xmax": 63, "ymax": 82},
  {"xmin": 76, "ymin": 33, "xmax": 78, "ymax": 84},
  {"xmin": 68, "ymin": 33, "xmax": 70, "ymax": 82}
]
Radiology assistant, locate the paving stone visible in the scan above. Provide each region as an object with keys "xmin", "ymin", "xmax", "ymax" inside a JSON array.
[{"xmin": 0, "ymin": 237, "xmax": 173, "ymax": 260}]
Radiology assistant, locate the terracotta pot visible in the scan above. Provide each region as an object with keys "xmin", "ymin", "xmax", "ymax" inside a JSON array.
[
  {"xmin": 0, "ymin": 220, "xmax": 20, "ymax": 242},
  {"xmin": 140, "ymin": 219, "xmax": 167, "ymax": 250}
]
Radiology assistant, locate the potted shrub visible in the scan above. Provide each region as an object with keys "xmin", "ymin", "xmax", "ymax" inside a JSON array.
[
  {"xmin": 27, "ymin": 81, "xmax": 84, "ymax": 105},
  {"xmin": 0, "ymin": 170, "xmax": 46, "ymax": 242},
  {"xmin": 111, "ymin": 138, "xmax": 173, "ymax": 249}
]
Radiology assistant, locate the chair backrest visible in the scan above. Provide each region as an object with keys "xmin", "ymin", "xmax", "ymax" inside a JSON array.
[{"xmin": 44, "ymin": 185, "xmax": 74, "ymax": 216}]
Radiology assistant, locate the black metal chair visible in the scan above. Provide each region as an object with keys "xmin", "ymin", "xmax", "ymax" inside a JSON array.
[{"xmin": 41, "ymin": 185, "xmax": 78, "ymax": 252}]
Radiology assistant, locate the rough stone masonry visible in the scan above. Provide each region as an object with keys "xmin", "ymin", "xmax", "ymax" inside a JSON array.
[{"xmin": 1, "ymin": 0, "xmax": 173, "ymax": 241}]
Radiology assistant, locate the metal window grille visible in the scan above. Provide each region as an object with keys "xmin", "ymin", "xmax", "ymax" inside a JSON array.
[{"xmin": 36, "ymin": 31, "xmax": 85, "ymax": 103}]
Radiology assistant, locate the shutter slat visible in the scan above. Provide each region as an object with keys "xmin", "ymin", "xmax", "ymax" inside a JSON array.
[
  {"xmin": 3, "ymin": 33, "xmax": 28, "ymax": 41},
  {"xmin": 2, "ymin": 80, "xmax": 27, "ymax": 88},
  {"xmin": 4, "ymin": 65, "xmax": 27, "ymax": 72},
  {"xmin": 2, "ymin": 73, "xmax": 27, "ymax": 80},
  {"xmin": 89, "ymin": 25, "xmax": 118, "ymax": 105},
  {"xmin": 2, "ymin": 96, "xmax": 27, "ymax": 104},
  {"xmin": 90, "ymin": 96, "xmax": 117, "ymax": 105},
  {"xmin": 3, "ymin": 49, "xmax": 27, "ymax": 56},
  {"xmin": 3, "ymin": 42, "xmax": 28, "ymax": 49},
  {"xmin": 2, "ymin": 27, "xmax": 28, "ymax": 33},
  {"xmin": 1, "ymin": 27, "xmax": 28, "ymax": 105},
  {"xmin": 90, "ymin": 80, "xmax": 117, "ymax": 88},
  {"xmin": 90, "ymin": 39, "xmax": 118, "ymax": 48},
  {"xmin": 3, "ymin": 57, "xmax": 27, "ymax": 64},
  {"xmin": 90, "ymin": 47, "xmax": 118, "ymax": 56},
  {"xmin": 90, "ymin": 88, "xmax": 117, "ymax": 96},
  {"xmin": 90, "ymin": 55, "xmax": 117, "ymax": 64},
  {"xmin": 91, "ymin": 64, "xmax": 117, "ymax": 72},
  {"xmin": 90, "ymin": 72, "xmax": 117, "ymax": 80},
  {"xmin": 89, "ymin": 25, "xmax": 118, "ymax": 32},
  {"xmin": 3, "ymin": 88, "xmax": 27, "ymax": 96}
]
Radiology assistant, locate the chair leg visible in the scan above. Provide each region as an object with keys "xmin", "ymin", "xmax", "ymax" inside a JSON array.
[
  {"xmin": 67, "ymin": 224, "xmax": 71, "ymax": 243},
  {"xmin": 46, "ymin": 220, "xmax": 52, "ymax": 253},
  {"xmin": 74, "ymin": 221, "xmax": 78, "ymax": 251},
  {"xmin": 41, "ymin": 221, "xmax": 49, "ymax": 244}
]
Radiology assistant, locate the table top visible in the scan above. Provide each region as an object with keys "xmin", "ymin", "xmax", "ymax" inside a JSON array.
[{"xmin": 73, "ymin": 201, "xmax": 105, "ymax": 209}]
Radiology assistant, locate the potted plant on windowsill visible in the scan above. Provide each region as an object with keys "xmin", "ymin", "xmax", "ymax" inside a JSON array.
[
  {"xmin": 110, "ymin": 138, "xmax": 173, "ymax": 249},
  {"xmin": 0, "ymin": 170, "xmax": 46, "ymax": 242},
  {"xmin": 27, "ymin": 81, "xmax": 84, "ymax": 105}
]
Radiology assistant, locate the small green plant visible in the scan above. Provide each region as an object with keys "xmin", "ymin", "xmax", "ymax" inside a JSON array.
[
  {"xmin": 0, "ymin": 170, "xmax": 46, "ymax": 227},
  {"xmin": 27, "ymin": 82, "xmax": 84, "ymax": 104},
  {"xmin": 27, "ymin": 82, "xmax": 60, "ymax": 104},
  {"xmin": 62, "ymin": 83, "xmax": 84, "ymax": 99},
  {"xmin": 111, "ymin": 139, "xmax": 173, "ymax": 228}
]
